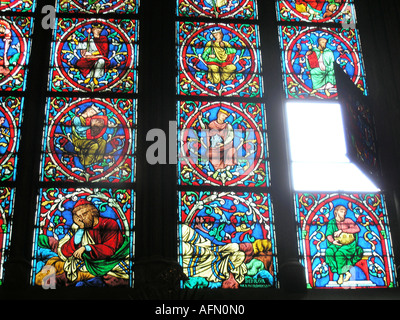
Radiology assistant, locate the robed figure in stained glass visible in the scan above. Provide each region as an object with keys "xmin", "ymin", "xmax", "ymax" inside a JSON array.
[
  {"xmin": 306, "ymin": 37, "xmax": 336, "ymax": 97},
  {"xmin": 34, "ymin": 198, "xmax": 130, "ymax": 286},
  {"xmin": 0, "ymin": 20, "xmax": 12, "ymax": 77},
  {"xmin": 72, "ymin": 23, "xmax": 111, "ymax": 86},
  {"xmin": 325, "ymin": 205, "xmax": 363, "ymax": 285},
  {"xmin": 202, "ymin": 28, "xmax": 237, "ymax": 87},
  {"xmin": 198, "ymin": 108, "xmax": 237, "ymax": 171}
]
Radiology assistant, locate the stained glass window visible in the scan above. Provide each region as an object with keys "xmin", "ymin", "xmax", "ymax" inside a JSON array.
[
  {"xmin": 40, "ymin": 97, "xmax": 136, "ymax": 183},
  {"xmin": 295, "ymin": 193, "xmax": 396, "ymax": 289},
  {"xmin": 56, "ymin": 0, "xmax": 139, "ymax": 14},
  {"xmin": 48, "ymin": 18, "xmax": 139, "ymax": 93},
  {"xmin": 0, "ymin": 96, "xmax": 24, "ymax": 182},
  {"xmin": 0, "ymin": 0, "xmax": 36, "ymax": 12},
  {"xmin": 177, "ymin": 22, "xmax": 263, "ymax": 97},
  {"xmin": 0, "ymin": 187, "xmax": 15, "ymax": 285},
  {"xmin": 178, "ymin": 191, "xmax": 277, "ymax": 289},
  {"xmin": 276, "ymin": 0, "xmax": 356, "ymax": 24},
  {"xmin": 0, "ymin": 16, "xmax": 33, "ymax": 92},
  {"xmin": 178, "ymin": 100, "xmax": 269, "ymax": 187},
  {"xmin": 177, "ymin": 0, "xmax": 258, "ymax": 19},
  {"xmin": 278, "ymin": 26, "xmax": 367, "ymax": 99},
  {"xmin": 31, "ymin": 188, "xmax": 135, "ymax": 288}
]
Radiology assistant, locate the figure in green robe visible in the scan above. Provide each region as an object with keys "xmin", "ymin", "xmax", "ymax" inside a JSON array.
[
  {"xmin": 306, "ymin": 37, "xmax": 336, "ymax": 97},
  {"xmin": 325, "ymin": 205, "xmax": 364, "ymax": 285}
]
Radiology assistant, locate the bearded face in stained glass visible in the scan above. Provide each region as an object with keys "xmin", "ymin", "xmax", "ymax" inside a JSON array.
[
  {"xmin": 40, "ymin": 97, "xmax": 135, "ymax": 183},
  {"xmin": 177, "ymin": 22, "xmax": 263, "ymax": 97},
  {"xmin": 278, "ymin": 26, "xmax": 367, "ymax": 99},
  {"xmin": 49, "ymin": 18, "xmax": 138, "ymax": 93},
  {"xmin": 31, "ymin": 188, "xmax": 135, "ymax": 288},
  {"xmin": 0, "ymin": 16, "xmax": 33, "ymax": 91},
  {"xmin": 276, "ymin": 0, "xmax": 356, "ymax": 24},
  {"xmin": 0, "ymin": 97, "xmax": 24, "ymax": 181},
  {"xmin": 178, "ymin": 191, "xmax": 277, "ymax": 289},
  {"xmin": 295, "ymin": 193, "xmax": 397, "ymax": 289},
  {"xmin": 178, "ymin": 101, "xmax": 269, "ymax": 187},
  {"xmin": 177, "ymin": 0, "xmax": 257, "ymax": 19},
  {"xmin": 56, "ymin": 0, "xmax": 139, "ymax": 14}
]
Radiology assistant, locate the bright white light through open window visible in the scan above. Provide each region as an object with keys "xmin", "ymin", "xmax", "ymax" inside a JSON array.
[{"xmin": 286, "ymin": 102, "xmax": 380, "ymax": 192}]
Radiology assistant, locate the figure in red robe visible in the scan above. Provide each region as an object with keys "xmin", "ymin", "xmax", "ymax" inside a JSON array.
[{"xmin": 72, "ymin": 23, "xmax": 111, "ymax": 86}]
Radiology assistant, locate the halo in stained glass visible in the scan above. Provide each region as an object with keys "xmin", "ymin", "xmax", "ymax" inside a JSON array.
[
  {"xmin": 49, "ymin": 18, "xmax": 139, "ymax": 93},
  {"xmin": 178, "ymin": 191, "xmax": 277, "ymax": 289},
  {"xmin": 0, "ymin": 16, "xmax": 33, "ymax": 91},
  {"xmin": 56, "ymin": 0, "xmax": 139, "ymax": 14},
  {"xmin": 178, "ymin": 100, "xmax": 269, "ymax": 187},
  {"xmin": 0, "ymin": 187, "xmax": 15, "ymax": 285},
  {"xmin": 177, "ymin": 0, "xmax": 257, "ymax": 19},
  {"xmin": 0, "ymin": 96, "xmax": 24, "ymax": 181},
  {"xmin": 177, "ymin": 22, "xmax": 263, "ymax": 97},
  {"xmin": 295, "ymin": 193, "xmax": 397, "ymax": 289},
  {"xmin": 278, "ymin": 26, "xmax": 367, "ymax": 99},
  {"xmin": 0, "ymin": 0, "xmax": 36, "ymax": 12},
  {"xmin": 40, "ymin": 97, "xmax": 136, "ymax": 183},
  {"xmin": 276, "ymin": 0, "xmax": 356, "ymax": 24},
  {"xmin": 31, "ymin": 187, "xmax": 135, "ymax": 288}
]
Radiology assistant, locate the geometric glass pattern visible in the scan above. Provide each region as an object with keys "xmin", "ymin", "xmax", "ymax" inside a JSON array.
[
  {"xmin": 48, "ymin": 18, "xmax": 139, "ymax": 93},
  {"xmin": 178, "ymin": 191, "xmax": 278, "ymax": 289},
  {"xmin": 177, "ymin": 0, "xmax": 258, "ymax": 19},
  {"xmin": 40, "ymin": 97, "xmax": 136, "ymax": 183},
  {"xmin": 177, "ymin": 21, "xmax": 263, "ymax": 97},
  {"xmin": 31, "ymin": 187, "xmax": 135, "ymax": 288},
  {"xmin": 0, "ymin": 16, "xmax": 34, "ymax": 91},
  {"xmin": 0, "ymin": 187, "xmax": 15, "ymax": 285},
  {"xmin": 178, "ymin": 100, "xmax": 269, "ymax": 187},
  {"xmin": 278, "ymin": 26, "xmax": 367, "ymax": 99},
  {"xmin": 295, "ymin": 193, "xmax": 397, "ymax": 289},
  {"xmin": 56, "ymin": 0, "xmax": 139, "ymax": 14},
  {"xmin": 0, "ymin": 0, "xmax": 36, "ymax": 12},
  {"xmin": 276, "ymin": 0, "xmax": 356, "ymax": 24},
  {"xmin": 0, "ymin": 96, "xmax": 24, "ymax": 181}
]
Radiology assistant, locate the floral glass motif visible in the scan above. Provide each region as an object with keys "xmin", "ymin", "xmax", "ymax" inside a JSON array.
[
  {"xmin": 0, "ymin": 16, "xmax": 33, "ymax": 91},
  {"xmin": 276, "ymin": 0, "xmax": 356, "ymax": 24},
  {"xmin": 0, "ymin": 187, "xmax": 15, "ymax": 285},
  {"xmin": 40, "ymin": 97, "xmax": 136, "ymax": 183},
  {"xmin": 178, "ymin": 191, "xmax": 277, "ymax": 289},
  {"xmin": 177, "ymin": 0, "xmax": 257, "ymax": 19},
  {"xmin": 49, "ymin": 18, "xmax": 139, "ymax": 93},
  {"xmin": 278, "ymin": 26, "xmax": 367, "ymax": 99},
  {"xmin": 295, "ymin": 193, "xmax": 397, "ymax": 289},
  {"xmin": 31, "ymin": 188, "xmax": 135, "ymax": 288},
  {"xmin": 177, "ymin": 22, "xmax": 263, "ymax": 97},
  {"xmin": 178, "ymin": 100, "xmax": 269, "ymax": 187},
  {"xmin": 0, "ymin": 0, "xmax": 36, "ymax": 12},
  {"xmin": 56, "ymin": 0, "xmax": 139, "ymax": 14},
  {"xmin": 0, "ymin": 97, "xmax": 24, "ymax": 182}
]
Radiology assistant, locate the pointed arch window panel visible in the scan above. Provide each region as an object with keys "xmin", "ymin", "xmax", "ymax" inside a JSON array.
[
  {"xmin": 177, "ymin": 100, "xmax": 270, "ymax": 187},
  {"xmin": 0, "ymin": 16, "xmax": 34, "ymax": 92},
  {"xmin": 177, "ymin": 21, "xmax": 263, "ymax": 98},
  {"xmin": 31, "ymin": 187, "xmax": 135, "ymax": 288},
  {"xmin": 177, "ymin": 0, "xmax": 258, "ymax": 20},
  {"xmin": 278, "ymin": 26, "xmax": 367, "ymax": 100},
  {"xmin": 0, "ymin": 96, "xmax": 24, "ymax": 182},
  {"xmin": 276, "ymin": 0, "xmax": 356, "ymax": 24},
  {"xmin": 295, "ymin": 193, "xmax": 397, "ymax": 289},
  {"xmin": 48, "ymin": 18, "xmax": 139, "ymax": 93},
  {"xmin": 0, "ymin": 187, "xmax": 16, "ymax": 286},
  {"xmin": 178, "ymin": 191, "xmax": 278, "ymax": 289},
  {"xmin": 0, "ymin": 0, "xmax": 36, "ymax": 12},
  {"xmin": 56, "ymin": 0, "xmax": 139, "ymax": 14},
  {"xmin": 39, "ymin": 97, "xmax": 136, "ymax": 183}
]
